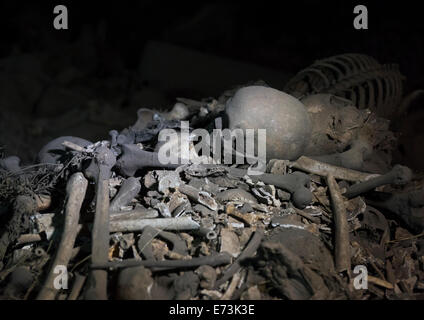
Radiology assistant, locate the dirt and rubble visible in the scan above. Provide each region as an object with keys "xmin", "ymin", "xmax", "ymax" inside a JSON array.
[{"xmin": 0, "ymin": 66, "xmax": 424, "ymax": 300}]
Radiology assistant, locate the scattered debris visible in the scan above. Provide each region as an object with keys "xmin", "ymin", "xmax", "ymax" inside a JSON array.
[{"xmin": 1, "ymin": 57, "xmax": 423, "ymax": 301}]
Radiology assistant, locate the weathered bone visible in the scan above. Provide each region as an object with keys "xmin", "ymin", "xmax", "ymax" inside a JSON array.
[
  {"xmin": 84, "ymin": 146, "xmax": 116, "ymax": 300},
  {"xmin": 194, "ymin": 227, "xmax": 218, "ymax": 240},
  {"xmin": 110, "ymin": 207, "xmax": 159, "ymax": 221},
  {"xmin": 116, "ymin": 144, "xmax": 180, "ymax": 177},
  {"xmin": 137, "ymin": 226, "xmax": 158, "ymax": 260},
  {"xmin": 344, "ymin": 164, "xmax": 412, "ymax": 199},
  {"xmin": 178, "ymin": 184, "xmax": 218, "ymax": 211},
  {"xmin": 37, "ymin": 172, "xmax": 88, "ymax": 300},
  {"xmin": 326, "ymin": 174, "xmax": 350, "ymax": 273},
  {"xmin": 226, "ymin": 167, "xmax": 312, "ymax": 209},
  {"xmin": 136, "ymin": 225, "xmax": 188, "ymax": 260},
  {"xmin": 215, "ymin": 228, "xmax": 264, "ymax": 288},
  {"xmin": 310, "ymin": 139, "xmax": 372, "ymax": 171},
  {"xmin": 109, "ymin": 177, "xmax": 141, "ymax": 212},
  {"xmin": 117, "ymin": 146, "xmax": 312, "ymax": 208},
  {"xmin": 216, "ymin": 188, "xmax": 258, "ymax": 204},
  {"xmin": 110, "ymin": 216, "xmax": 200, "ymax": 233},
  {"xmin": 68, "ymin": 273, "xmax": 87, "ymax": 300},
  {"xmin": 93, "ymin": 252, "xmax": 231, "ymax": 270},
  {"xmin": 288, "ymin": 156, "xmax": 378, "ymax": 182}
]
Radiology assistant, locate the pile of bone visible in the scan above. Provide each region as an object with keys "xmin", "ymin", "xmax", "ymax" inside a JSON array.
[{"xmin": 1, "ymin": 87, "xmax": 424, "ymax": 300}]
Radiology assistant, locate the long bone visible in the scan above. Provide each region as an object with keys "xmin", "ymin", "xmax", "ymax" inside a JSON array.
[
  {"xmin": 344, "ymin": 164, "xmax": 412, "ymax": 199},
  {"xmin": 37, "ymin": 173, "xmax": 88, "ymax": 300},
  {"xmin": 84, "ymin": 146, "xmax": 116, "ymax": 300},
  {"xmin": 116, "ymin": 144, "xmax": 180, "ymax": 177},
  {"xmin": 110, "ymin": 217, "xmax": 200, "ymax": 233},
  {"xmin": 309, "ymin": 139, "xmax": 372, "ymax": 171},
  {"xmin": 92, "ymin": 252, "xmax": 232, "ymax": 271},
  {"xmin": 110, "ymin": 207, "xmax": 159, "ymax": 221},
  {"xmin": 289, "ymin": 156, "xmax": 379, "ymax": 182},
  {"xmin": 68, "ymin": 273, "xmax": 87, "ymax": 300},
  {"xmin": 326, "ymin": 174, "xmax": 350, "ymax": 273}
]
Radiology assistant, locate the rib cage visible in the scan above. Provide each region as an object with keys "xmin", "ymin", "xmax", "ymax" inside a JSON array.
[{"xmin": 284, "ymin": 54, "xmax": 405, "ymax": 119}]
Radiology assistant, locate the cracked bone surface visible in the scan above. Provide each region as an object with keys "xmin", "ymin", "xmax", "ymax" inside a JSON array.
[
  {"xmin": 226, "ymin": 167, "xmax": 312, "ymax": 209},
  {"xmin": 110, "ymin": 177, "xmax": 141, "ymax": 212},
  {"xmin": 344, "ymin": 164, "xmax": 412, "ymax": 199},
  {"xmin": 178, "ymin": 183, "xmax": 218, "ymax": 211},
  {"xmin": 116, "ymin": 144, "xmax": 180, "ymax": 177}
]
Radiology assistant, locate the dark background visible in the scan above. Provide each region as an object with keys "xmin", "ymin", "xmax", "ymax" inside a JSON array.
[
  {"xmin": 0, "ymin": 1, "xmax": 423, "ymax": 169},
  {"xmin": 1, "ymin": 1, "xmax": 423, "ymax": 84}
]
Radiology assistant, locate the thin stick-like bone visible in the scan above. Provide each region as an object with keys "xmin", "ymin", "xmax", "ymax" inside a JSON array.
[
  {"xmin": 62, "ymin": 141, "xmax": 90, "ymax": 153},
  {"xmin": 37, "ymin": 173, "xmax": 88, "ymax": 300},
  {"xmin": 110, "ymin": 217, "xmax": 200, "ymax": 233},
  {"xmin": 215, "ymin": 228, "xmax": 264, "ymax": 289},
  {"xmin": 220, "ymin": 272, "xmax": 241, "ymax": 300},
  {"xmin": 92, "ymin": 252, "xmax": 231, "ymax": 270},
  {"xmin": 326, "ymin": 174, "xmax": 350, "ymax": 273},
  {"xmin": 85, "ymin": 147, "xmax": 116, "ymax": 300},
  {"xmin": 110, "ymin": 207, "xmax": 159, "ymax": 221},
  {"xmin": 289, "ymin": 156, "xmax": 379, "ymax": 182},
  {"xmin": 367, "ymin": 275, "xmax": 394, "ymax": 290},
  {"xmin": 68, "ymin": 273, "xmax": 87, "ymax": 300},
  {"xmin": 343, "ymin": 164, "xmax": 412, "ymax": 199}
]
